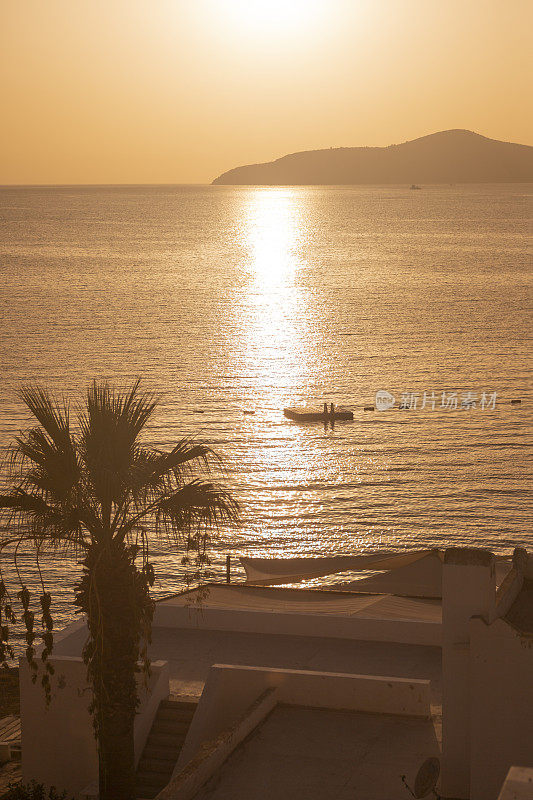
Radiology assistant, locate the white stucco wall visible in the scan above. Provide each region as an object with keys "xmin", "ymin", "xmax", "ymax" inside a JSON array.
[
  {"xmin": 153, "ymin": 603, "xmax": 441, "ymax": 646},
  {"xmin": 441, "ymin": 548, "xmax": 496, "ymax": 799},
  {"xmin": 20, "ymin": 656, "xmax": 97, "ymax": 797},
  {"xmin": 160, "ymin": 687, "xmax": 278, "ymax": 800},
  {"xmin": 492, "ymin": 567, "xmax": 524, "ymax": 621},
  {"xmin": 20, "ymin": 655, "xmax": 169, "ymax": 798},
  {"xmin": 497, "ymin": 767, "xmax": 533, "ymax": 800},
  {"xmin": 176, "ymin": 664, "xmax": 279, "ymax": 771},
  {"xmin": 51, "ymin": 619, "xmax": 90, "ymax": 657},
  {"xmin": 441, "ymin": 546, "xmax": 532, "ymax": 800},
  {"xmin": 177, "ymin": 663, "xmax": 431, "ymax": 771},
  {"xmin": 470, "ymin": 618, "xmax": 533, "ymax": 800}
]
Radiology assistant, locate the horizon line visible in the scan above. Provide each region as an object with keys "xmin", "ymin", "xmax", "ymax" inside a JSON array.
[
  {"xmin": 2, "ymin": 180, "xmax": 533, "ymax": 189},
  {"xmin": 2, "ymin": 129, "xmax": 532, "ymax": 189},
  {"xmin": 0, "ymin": 182, "xmax": 211, "ymax": 188}
]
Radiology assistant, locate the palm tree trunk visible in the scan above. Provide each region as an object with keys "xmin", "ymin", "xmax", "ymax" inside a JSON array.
[
  {"xmin": 77, "ymin": 542, "xmax": 142, "ymax": 800},
  {"xmin": 98, "ymin": 690, "xmax": 136, "ymax": 800}
]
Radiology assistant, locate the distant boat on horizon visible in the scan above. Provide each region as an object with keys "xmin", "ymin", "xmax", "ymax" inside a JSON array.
[{"xmin": 410, "ymin": 184, "xmax": 422, "ymax": 190}]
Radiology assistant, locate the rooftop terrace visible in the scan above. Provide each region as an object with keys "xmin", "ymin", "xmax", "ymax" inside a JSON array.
[
  {"xmin": 53, "ymin": 582, "xmax": 443, "ymax": 703},
  {"xmin": 150, "ymin": 625, "xmax": 442, "ymax": 703},
  {"xmin": 192, "ymin": 705, "xmax": 441, "ymax": 800}
]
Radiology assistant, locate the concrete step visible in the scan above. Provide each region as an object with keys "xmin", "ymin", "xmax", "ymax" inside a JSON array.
[
  {"xmin": 150, "ymin": 719, "xmax": 190, "ymax": 736},
  {"xmin": 136, "ymin": 770, "xmax": 168, "ymax": 789},
  {"xmin": 145, "ymin": 733, "xmax": 185, "ymax": 756},
  {"xmin": 135, "ymin": 697, "xmax": 197, "ymax": 799},
  {"xmin": 136, "ymin": 782, "xmax": 163, "ymax": 800},
  {"xmin": 156, "ymin": 706, "xmax": 196, "ymax": 722},
  {"xmin": 143, "ymin": 744, "xmax": 181, "ymax": 761},
  {"xmin": 138, "ymin": 757, "xmax": 175, "ymax": 776},
  {"xmin": 163, "ymin": 699, "xmax": 197, "ymax": 711}
]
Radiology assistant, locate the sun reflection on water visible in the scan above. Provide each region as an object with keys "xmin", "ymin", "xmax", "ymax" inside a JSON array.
[
  {"xmin": 246, "ymin": 188, "xmax": 301, "ymax": 285},
  {"xmin": 236, "ymin": 189, "xmax": 314, "ymax": 413},
  {"xmin": 226, "ymin": 189, "xmax": 350, "ymax": 557}
]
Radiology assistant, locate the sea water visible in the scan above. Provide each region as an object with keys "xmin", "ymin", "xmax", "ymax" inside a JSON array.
[{"xmin": 0, "ymin": 183, "xmax": 531, "ymax": 634}]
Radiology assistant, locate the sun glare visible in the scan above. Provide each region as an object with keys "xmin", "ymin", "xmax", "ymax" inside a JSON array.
[
  {"xmin": 219, "ymin": 0, "xmax": 325, "ymax": 38},
  {"xmin": 246, "ymin": 189, "xmax": 300, "ymax": 283}
]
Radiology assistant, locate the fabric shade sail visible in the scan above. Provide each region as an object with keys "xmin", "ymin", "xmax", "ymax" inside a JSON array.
[
  {"xmin": 240, "ymin": 550, "xmax": 511, "ymax": 599},
  {"xmin": 342, "ymin": 551, "xmax": 443, "ymax": 598},
  {"xmin": 240, "ymin": 550, "xmax": 437, "ymax": 587}
]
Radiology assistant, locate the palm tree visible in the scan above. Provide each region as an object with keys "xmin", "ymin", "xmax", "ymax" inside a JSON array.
[{"xmin": 0, "ymin": 380, "xmax": 239, "ymax": 800}]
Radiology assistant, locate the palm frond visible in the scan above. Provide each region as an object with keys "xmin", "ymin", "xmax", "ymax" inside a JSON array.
[
  {"xmin": 0, "ymin": 490, "xmax": 88, "ymax": 551},
  {"xmin": 0, "ymin": 490, "xmax": 54, "ymax": 516},
  {"xmin": 18, "ymin": 386, "xmax": 71, "ymax": 448},
  {"xmin": 7, "ymin": 388, "xmax": 79, "ymax": 504},
  {"xmin": 154, "ymin": 440, "xmax": 216, "ymax": 475},
  {"xmin": 155, "ymin": 479, "xmax": 240, "ymax": 537},
  {"xmin": 79, "ymin": 380, "xmax": 158, "ymax": 511},
  {"xmin": 12, "ymin": 426, "xmax": 80, "ymax": 502},
  {"xmin": 124, "ymin": 439, "xmax": 217, "ymax": 502}
]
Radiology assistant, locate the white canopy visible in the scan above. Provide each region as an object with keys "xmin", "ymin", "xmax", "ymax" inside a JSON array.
[
  {"xmin": 341, "ymin": 551, "xmax": 443, "ymax": 598},
  {"xmin": 240, "ymin": 550, "xmax": 511, "ymax": 599},
  {"xmin": 240, "ymin": 550, "xmax": 435, "ymax": 586}
]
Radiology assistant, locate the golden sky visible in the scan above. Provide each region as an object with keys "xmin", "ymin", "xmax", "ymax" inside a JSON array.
[{"xmin": 1, "ymin": 0, "xmax": 532, "ymax": 185}]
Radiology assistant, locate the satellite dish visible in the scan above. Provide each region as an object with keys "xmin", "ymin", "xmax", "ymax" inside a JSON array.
[{"xmin": 413, "ymin": 758, "xmax": 440, "ymax": 798}]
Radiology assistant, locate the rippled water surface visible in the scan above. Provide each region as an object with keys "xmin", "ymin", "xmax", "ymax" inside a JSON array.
[{"xmin": 0, "ymin": 184, "xmax": 531, "ymax": 632}]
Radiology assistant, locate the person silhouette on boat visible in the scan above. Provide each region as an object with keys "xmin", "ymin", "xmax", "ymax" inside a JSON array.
[
  {"xmin": 330, "ymin": 402, "xmax": 335, "ymax": 417},
  {"xmin": 323, "ymin": 402, "xmax": 328, "ymax": 416}
]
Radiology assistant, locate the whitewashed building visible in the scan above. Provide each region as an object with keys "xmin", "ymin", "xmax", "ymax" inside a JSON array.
[{"xmin": 16, "ymin": 545, "xmax": 533, "ymax": 799}]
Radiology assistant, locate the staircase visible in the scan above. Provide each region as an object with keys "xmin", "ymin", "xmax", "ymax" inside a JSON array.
[{"xmin": 136, "ymin": 698, "xmax": 197, "ymax": 799}]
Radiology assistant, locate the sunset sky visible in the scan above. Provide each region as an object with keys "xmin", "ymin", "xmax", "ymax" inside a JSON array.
[{"xmin": 1, "ymin": 0, "xmax": 532, "ymax": 185}]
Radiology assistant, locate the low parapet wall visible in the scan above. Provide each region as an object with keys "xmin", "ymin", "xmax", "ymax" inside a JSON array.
[
  {"xmin": 153, "ymin": 603, "xmax": 441, "ymax": 646},
  {"xmin": 273, "ymin": 665, "xmax": 431, "ymax": 714},
  {"xmin": 177, "ymin": 663, "xmax": 431, "ymax": 773}
]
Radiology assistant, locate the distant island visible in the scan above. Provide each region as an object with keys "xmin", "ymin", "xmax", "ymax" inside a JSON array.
[{"xmin": 212, "ymin": 129, "xmax": 533, "ymax": 185}]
